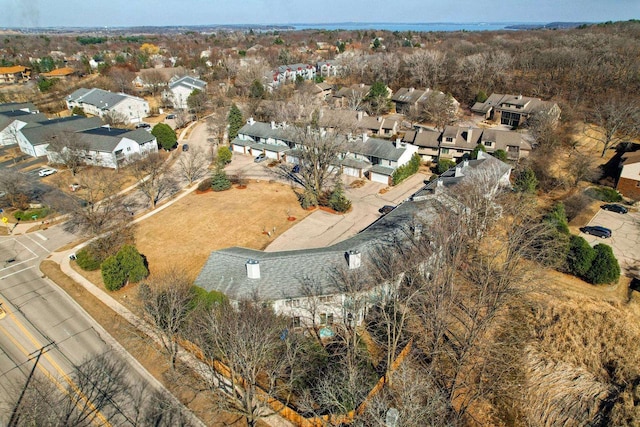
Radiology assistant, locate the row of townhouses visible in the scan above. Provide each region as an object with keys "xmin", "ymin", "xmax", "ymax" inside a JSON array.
[
  {"xmin": 195, "ymin": 151, "xmax": 512, "ymax": 327},
  {"xmin": 0, "ymin": 102, "xmax": 157, "ymax": 169}
]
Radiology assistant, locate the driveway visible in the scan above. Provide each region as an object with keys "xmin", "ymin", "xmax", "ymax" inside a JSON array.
[
  {"xmin": 266, "ymin": 171, "xmax": 428, "ymax": 252},
  {"xmin": 580, "ymin": 208, "xmax": 640, "ymax": 275}
]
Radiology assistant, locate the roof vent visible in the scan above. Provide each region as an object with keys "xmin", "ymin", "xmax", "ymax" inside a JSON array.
[
  {"xmin": 346, "ymin": 250, "xmax": 361, "ymax": 269},
  {"xmin": 246, "ymin": 259, "xmax": 260, "ymax": 279}
]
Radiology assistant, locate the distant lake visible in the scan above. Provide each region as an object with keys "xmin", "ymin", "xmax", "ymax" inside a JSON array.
[{"xmin": 291, "ymin": 22, "xmax": 534, "ymax": 32}]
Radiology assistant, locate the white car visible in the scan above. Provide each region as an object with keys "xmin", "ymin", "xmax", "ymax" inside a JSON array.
[{"xmin": 38, "ymin": 168, "xmax": 57, "ymax": 177}]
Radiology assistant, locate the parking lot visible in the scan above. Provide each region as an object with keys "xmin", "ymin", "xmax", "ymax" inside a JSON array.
[{"xmin": 581, "ymin": 208, "xmax": 640, "ymax": 275}]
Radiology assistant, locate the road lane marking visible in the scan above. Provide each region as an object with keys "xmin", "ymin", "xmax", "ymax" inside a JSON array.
[
  {"xmin": 24, "ymin": 234, "xmax": 50, "ymax": 252},
  {"xmin": 35, "ymin": 232, "xmax": 48, "ymax": 241},
  {"xmin": 0, "ymin": 266, "xmax": 35, "ymax": 280},
  {"xmin": 1, "ymin": 306, "xmax": 112, "ymax": 426}
]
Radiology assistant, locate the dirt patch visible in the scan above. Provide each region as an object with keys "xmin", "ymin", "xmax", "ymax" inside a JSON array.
[{"xmin": 40, "ymin": 261, "xmax": 240, "ymax": 426}]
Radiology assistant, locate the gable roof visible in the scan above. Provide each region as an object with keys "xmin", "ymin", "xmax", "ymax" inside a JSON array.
[
  {"xmin": 0, "ymin": 66, "xmax": 29, "ymax": 74},
  {"xmin": 40, "ymin": 67, "xmax": 75, "ymax": 78},
  {"xmin": 77, "ymin": 127, "xmax": 156, "ymax": 152},
  {"xmin": 402, "ymin": 128, "xmax": 441, "ymax": 149},
  {"xmin": 0, "ymin": 102, "xmax": 38, "ymax": 113},
  {"xmin": 622, "ymin": 152, "xmax": 640, "ymax": 166},
  {"xmin": 67, "ymin": 88, "xmax": 145, "ymax": 110},
  {"xmin": 20, "ymin": 116, "xmax": 104, "ymax": 146},
  {"xmin": 0, "ymin": 111, "xmax": 48, "ymax": 132},
  {"xmin": 392, "ymin": 87, "xmax": 429, "ymax": 104},
  {"xmin": 168, "ymin": 76, "xmax": 207, "ymax": 91},
  {"xmin": 472, "ymin": 93, "xmax": 557, "ymax": 116},
  {"xmin": 195, "ymin": 154, "xmax": 511, "ymax": 301}
]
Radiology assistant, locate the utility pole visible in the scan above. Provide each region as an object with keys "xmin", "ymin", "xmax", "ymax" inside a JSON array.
[{"xmin": 8, "ymin": 343, "xmax": 54, "ymax": 427}]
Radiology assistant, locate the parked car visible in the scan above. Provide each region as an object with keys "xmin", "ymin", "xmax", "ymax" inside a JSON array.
[
  {"xmin": 69, "ymin": 183, "xmax": 81, "ymax": 192},
  {"xmin": 135, "ymin": 123, "xmax": 151, "ymax": 129},
  {"xmin": 292, "ymin": 164, "xmax": 300, "ymax": 173},
  {"xmin": 580, "ymin": 225, "xmax": 612, "ymax": 238},
  {"xmin": 601, "ymin": 203, "xmax": 628, "ymax": 214},
  {"xmin": 38, "ymin": 168, "xmax": 57, "ymax": 177},
  {"xmin": 254, "ymin": 153, "xmax": 267, "ymax": 163},
  {"xmin": 166, "ymin": 114, "xmax": 176, "ymax": 119},
  {"xmin": 378, "ymin": 205, "xmax": 396, "ymax": 215},
  {"xmin": 182, "ymin": 144, "xmax": 189, "ymax": 152}
]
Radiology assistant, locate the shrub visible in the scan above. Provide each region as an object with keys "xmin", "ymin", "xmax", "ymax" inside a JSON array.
[
  {"xmin": 328, "ymin": 181, "xmax": 352, "ymax": 213},
  {"xmin": 299, "ymin": 189, "xmax": 318, "ymax": 209},
  {"xmin": 392, "ymin": 153, "xmax": 421, "ymax": 185},
  {"xmin": 584, "ymin": 244, "xmax": 620, "ymax": 285},
  {"xmin": 101, "ymin": 255, "xmax": 127, "ymax": 291},
  {"xmin": 585, "ymin": 186, "xmax": 622, "ymax": 202},
  {"xmin": 197, "ymin": 178, "xmax": 212, "ymax": 192},
  {"xmin": 116, "ymin": 245, "xmax": 148, "ymax": 283},
  {"xmin": 493, "ymin": 149, "xmax": 508, "ymax": 162},
  {"xmin": 217, "ymin": 146, "xmax": 232, "ymax": 165},
  {"xmin": 151, "ymin": 123, "xmax": 177, "ymax": 151},
  {"xmin": 565, "ymin": 235, "xmax": 596, "ymax": 278},
  {"xmin": 544, "ymin": 203, "xmax": 570, "ymax": 234},
  {"xmin": 513, "ymin": 166, "xmax": 538, "ymax": 193},
  {"xmin": 211, "ymin": 169, "xmax": 231, "ymax": 191},
  {"xmin": 475, "ymin": 90, "xmax": 488, "ymax": 103},
  {"xmin": 436, "ymin": 159, "xmax": 456, "ymax": 174},
  {"xmin": 563, "ymin": 192, "xmax": 594, "ymax": 221},
  {"xmin": 14, "ymin": 207, "xmax": 50, "ymax": 221},
  {"xmin": 100, "ymin": 245, "xmax": 149, "ymax": 291},
  {"xmin": 190, "ymin": 286, "xmax": 227, "ymax": 310},
  {"xmin": 75, "ymin": 247, "xmax": 102, "ymax": 271}
]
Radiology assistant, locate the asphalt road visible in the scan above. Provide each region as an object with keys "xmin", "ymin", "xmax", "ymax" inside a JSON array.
[{"xmin": 0, "ymin": 227, "xmax": 161, "ymax": 424}]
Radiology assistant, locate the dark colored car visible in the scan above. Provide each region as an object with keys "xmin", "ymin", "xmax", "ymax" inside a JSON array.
[
  {"xmin": 182, "ymin": 144, "xmax": 189, "ymax": 152},
  {"xmin": 580, "ymin": 225, "xmax": 612, "ymax": 238},
  {"xmin": 292, "ymin": 164, "xmax": 300, "ymax": 173},
  {"xmin": 601, "ymin": 203, "xmax": 628, "ymax": 214},
  {"xmin": 166, "ymin": 114, "xmax": 176, "ymax": 119},
  {"xmin": 135, "ymin": 123, "xmax": 151, "ymax": 129},
  {"xmin": 378, "ymin": 205, "xmax": 396, "ymax": 215}
]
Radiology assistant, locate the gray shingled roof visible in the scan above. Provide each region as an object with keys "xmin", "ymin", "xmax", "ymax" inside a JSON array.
[
  {"xmin": 402, "ymin": 129, "xmax": 440, "ymax": 149},
  {"xmin": 168, "ymin": 76, "xmax": 207, "ymax": 91},
  {"xmin": 471, "ymin": 93, "xmax": 556, "ymax": 116},
  {"xmin": 77, "ymin": 127, "xmax": 156, "ymax": 152},
  {"xmin": 238, "ymin": 121, "xmax": 293, "ymax": 143},
  {"xmin": 391, "ymin": 87, "xmax": 428, "ymax": 104},
  {"xmin": 67, "ymin": 88, "xmax": 132, "ymax": 110},
  {"xmin": 0, "ymin": 102, "xmax": 38, "ymax": 113},
  {"xmin": 195, "ymin": 154, "xmax": 511, "ymax": 301},
  {"xmin": 0, "ymin": 111, "xmax": 47, "ymax": 132},
  {"xmin": 348, "ymin": 137, "xmax": 406, "ymax": 162},
  {"xmin": 21, "ymin": 117, "xmax": 104, "ymax": 146}
]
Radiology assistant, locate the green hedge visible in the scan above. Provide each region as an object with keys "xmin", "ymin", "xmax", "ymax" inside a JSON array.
[
  {"xmin": 392, "ymin": 153, "xmax": 421, "ymax": 185},
  {"xmin": 585, "ymin": 186, "xmax": 622, "ymax": 202},
  {"xmin": 75, "ymin": 248, "xmax": 102, "ymax": 271},
  {"xmin": 14, "ymin": 208, "xmax": 50, "ymax": 221}
]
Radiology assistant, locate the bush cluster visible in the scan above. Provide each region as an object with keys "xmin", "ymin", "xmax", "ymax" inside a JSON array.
[
  {"xmin": 75, "ymin": 247, "xmax": 103, "ymax": 271},
  {"xmin": 585, "ymin": 186, "xmax": 622, "ymax": 202},
  {"xmin": 14, "ymin": 207, "xmax": 50, "ymax": 221},
  {"xmin": 101, "ymin": 245, "xmax": 149, "ymax": 291},
  {"xmin": 392, "ymin": 153, "xmax": 421, "ymax": 185},
  {"xmin": 436, "ymin": 158, "xmax": 456, "ymax": 174},
  {"xmin": 197, "ymin": 178, "xmax": 212, "ymax": 192}
]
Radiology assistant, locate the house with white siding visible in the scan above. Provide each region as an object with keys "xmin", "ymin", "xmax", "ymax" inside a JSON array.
[
  {"xmin": 66, "ymin": 88, "xmax": 149, "ymax": 124},
  {"xmin": 195, "ymin": 152, "xmax": 512, "ymax": 327},
  {"xmin": 163, "ymin": 76, "xmax": 207, "ymax": 110}
]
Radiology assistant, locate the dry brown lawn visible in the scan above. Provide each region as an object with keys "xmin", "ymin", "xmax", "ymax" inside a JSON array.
[{"xmin": 135, "ymin": 180, "xmax": 310, "ymax": 281}]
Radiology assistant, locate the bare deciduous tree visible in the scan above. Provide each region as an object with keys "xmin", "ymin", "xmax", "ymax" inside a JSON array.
[
  {"xmin": 45, "ymin": 130, "xmax": 88, "ymax": 176},
  {"xmin": 421, "ymin": 91, "xmax": 458, "ymax": 132},
  {"xmin": 176, "ymin": 145, "xmax": 211, "ymax": 185},
  {"xmin": 103, "ymin": 110, "xmax": 129, "ymax": 126},
  {"xmin": 193, "ymin": 301, "xmax": 309, "ymax": 427},
  {"xmin": 127, "ymin": 152, "xmax": 178, "ymax": 209},
  {"xmin": 138, "ymin": 269, "xmax": 196, "ymax": 370},
  {"xmin": 0, "ymin": 170, "xmax": 28, "ymax": 209},
  {"xmin": 139, "ymin": 69, "xmax": 167, "ymax": 96},
  {"xmin": 585, "ymin": 98, "xmax": 640, "ymax": 157}
]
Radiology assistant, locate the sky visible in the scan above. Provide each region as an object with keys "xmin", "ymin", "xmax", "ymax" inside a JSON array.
[{"xmin": 1, "ymin": 0, "xmax": 638, "ymax": 28}]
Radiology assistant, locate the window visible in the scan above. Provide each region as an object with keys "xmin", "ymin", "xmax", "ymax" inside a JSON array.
[
  {"xmin": 127, "ymin": 147, "xmax": 131, "ymax": 151},
  {"xmin": 441, "ymin": 148, "xmax": 450, "ymax": 154},
  {"xmin": 327, "ymin": 313, "xmax": 334, "ymax": 325},
  {"xmin": 319, "ymin": 313, "xmax": 327, "ymax": 325},
  {"xmin": 484, "ymin": 141, "xmax": 493, "ymax": 147},
  {"xmin": 456, "ymin": 149, "xmax": 464, "ymax": 153},
  {"xmin": 292, "ymin": 316, "xmax": 301, "ymax": 328},
  {"xmin": 445, "ymin": 137, "xmax": 453, "ymax": 143}
]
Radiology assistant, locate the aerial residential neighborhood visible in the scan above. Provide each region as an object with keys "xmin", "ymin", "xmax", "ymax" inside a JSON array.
[{"xmin": 0, "ymin": 6, "xmax": 639, "ymax": 426}]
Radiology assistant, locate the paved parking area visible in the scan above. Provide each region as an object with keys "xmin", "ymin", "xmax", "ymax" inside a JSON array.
[{"xmin": 581, "ymin": 208, "xmax": 640, "ymax": 275}]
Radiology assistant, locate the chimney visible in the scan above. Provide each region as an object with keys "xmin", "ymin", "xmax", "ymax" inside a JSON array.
[
  {"xmin": 346, "ymin": 250, "xmax": 361, "ymax": 269},
  {"xmin": 377, "ymin": 116, "xmax": 382, "ymax": 122},
  {"xmin": 455, "ymin": 165, "xmax": 464, "ymax": 177},
  {"xmin": 435, "ymin": 179, "xmax": 444, "ymax": 194},
  {"xmin": 271, "ymin": 121, "xmax": 276, "ymax": 129},
  {"xmin": 359, "ymin": 83, "xmax": 365, "ymax": 88},
  {"xmin": 246, "ymin": 259, "xmax": 260, "ymax": 279},
  {"xmin": 463, "ymin": 159, "xmax": 469, "ymax": 167},
  {"xmin": 417, "ymin": 127, "xmax": 423, "ymax": 133},
  {"xmin": 362, "ymin": 133, "xmax": 369, "ymax": 143},
  {"xmin": 357, "ymin": 111, "xmax": 364, "ymax": 121},
  {"xmin": 395, "ymin": 137, "xmax": 402, "ymax": 148},
  {"xmin": 247, "ymin": 117, "xmax": 255, "ymax": 125},
  {"xmin": 413, "ymin": 223, "xmax": 423, "ymax": 238},
  {"xmin": 466, "ymin": 128, "xmax": 473, "ymax": 143},
  {"xmin": 517, "ymin": 94, "xmax": 522, "ymax": 100},
  {"xmin": 409, "ymin": 87, "xmax": 414, "ymax": 92}
]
